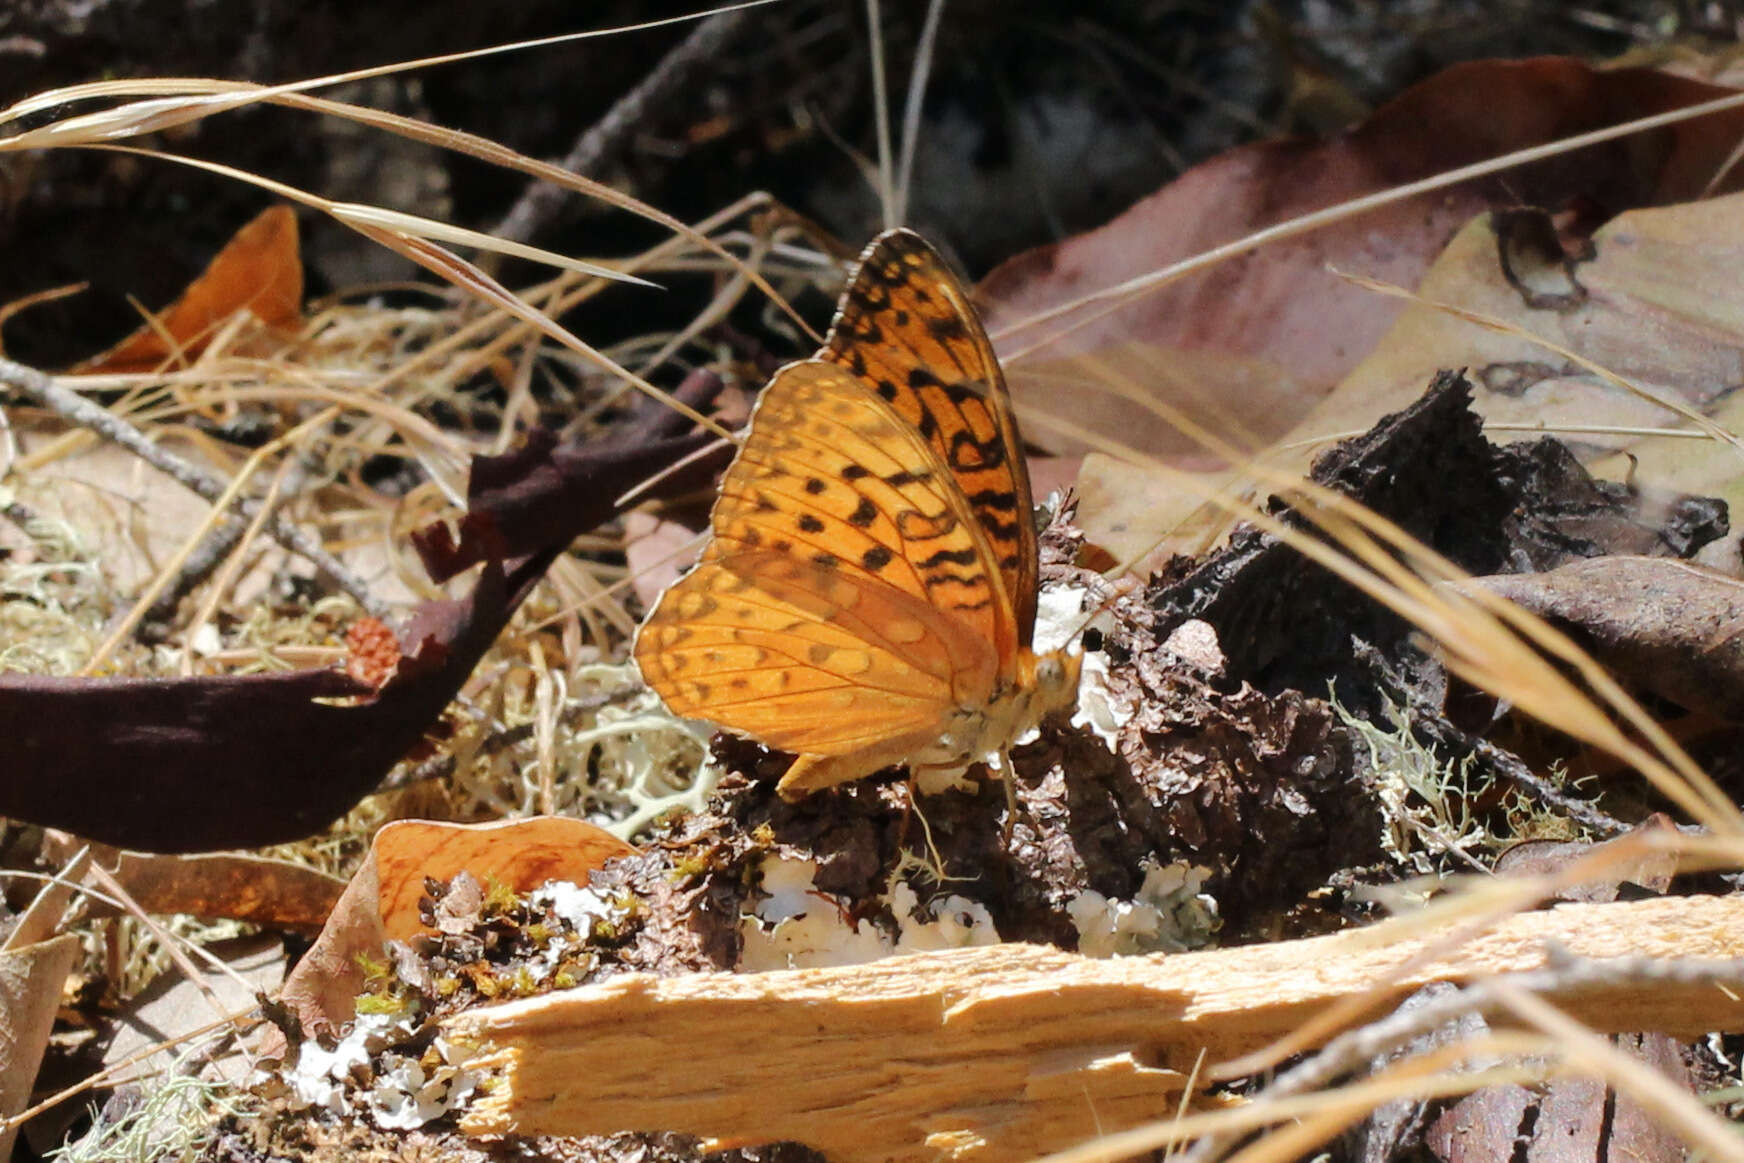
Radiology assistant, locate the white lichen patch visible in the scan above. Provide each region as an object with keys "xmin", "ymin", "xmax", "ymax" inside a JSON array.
[
  {"xmin": 285, "ymin": 1011, "xmax": 407, "ymax": 1117},
  {"xmin": 737, "ymin": 856, "xmax": 1002, "ymax": 971},
  {"xmin": 562, "ymin": 664, "xmax": 723, "ymax": 840},
  {"xmin": 1067, "ymin": 860, "xmax": 1220, "ymax": 957},
  {"xmin": 1337, "ymin": 696, "xmax": 1508, "ymax": 875},
  {"xmin": 285, "ymin": 1011, "xmax": 479, "ymax": 1130},
  {"xmin": 364, "ymin": 1038, "xmax": 479, "ymax": 1131}
]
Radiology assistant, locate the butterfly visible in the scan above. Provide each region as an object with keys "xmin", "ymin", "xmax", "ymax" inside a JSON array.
[{"xmin": 634, "ymin": 229, "xmax": 1080, "ymax": 801}]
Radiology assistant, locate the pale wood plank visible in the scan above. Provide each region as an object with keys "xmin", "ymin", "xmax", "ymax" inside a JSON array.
[{"xmin": 449, "ymin": 894, "xmax": 1744, "ymax": 1163}]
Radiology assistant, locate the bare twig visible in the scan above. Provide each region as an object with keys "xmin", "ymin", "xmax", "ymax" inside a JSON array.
[
  {"xmin": 144, "ymin": 456, "xmax": 316, "ymax": 629},
  {"xmin": 491, "ymin": 10, "xmax": 755, "ymax": 245},
  {"xmin": 0, "ymin": 357, "xmax": 387, "ymax": 617}
]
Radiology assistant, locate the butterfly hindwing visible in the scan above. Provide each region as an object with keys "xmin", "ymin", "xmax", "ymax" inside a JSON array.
[
  {"xmin": 634, "ymin": 549, "xmax": 997, "ymax": 755},
  {"xmin": 633, "ymin": 361, "xmax": 1009, "ymax": 756},
  {"xmin": 822, "ymin": 230, "xmax": 1039, "ymax": 645}
]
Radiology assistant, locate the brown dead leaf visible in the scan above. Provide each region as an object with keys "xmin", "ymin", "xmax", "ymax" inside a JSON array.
[
  {"xmin": 416, "ymin": 367, "xmax": 728, "ymax": 584},
  {"xmin": 1492, "ymin": 815, "xmax": 1681, "ymax": 903},
  {"xmin": 1073, "ymin": 451, "xmax": 1237, "ymax": 571},
  {"xmin": 73, "ymin": 205, "xmax": 303, "ymax": 374},
  {"xmin": 277, "ymin": 816, "xmax": 634, "ymax": 1039},
  {"xmin": 1285, "ymin": 193, "xmax": 1744, "ymax": 533},
  {"xmin": 37, "ymin": 834, "xmax": 345, "ymax": 934},
  {"xmin": 1466, "ymin": 556, "xmax": 1744, "ymax": 722},
  {"xmin": 102, "ymin": 934, "xmax": 285, "ymax": 1085},
  {"xmin": 977, "ymin": 58, "xmax": 1744, "ymax": 554},
  {"xmin": 371, "ymin": 817, "xmax": 634, "ymax": 941}
]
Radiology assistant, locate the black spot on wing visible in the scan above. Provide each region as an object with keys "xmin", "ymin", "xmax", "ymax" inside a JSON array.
[
  {"xmin": 797, "ymin": 513, "xmax": 825, "ymax": 534},
  {"xmin": 862, "ymin": 545, "xmax": 893, "ymax": 571},
  {"xmin": 922, "ymin": 570, "xmax": 986, "ymax": 590},
  {"xmin": 948, "ymin": 429, "xmax": 1006, "ymax": 471},
  {"xmin": 966, "ymin": 488, "xmax": 1019, "ymax": 511},
  {"xmin": 926, "ymin": 315, "xmax": 968, "ymax": 342},
  {"xmin": 917, "ymin": 547, "xmax": 979, "ymax": 568},
  {"xmin": 884, "ymin": 469, "xmax": 933, "ymax": 487},
  {"xmin": 847, "ymin": 498, "xmax": 877, "ymax": 527},
  {"xmin": 804, "ymin": 478, "xmax": 827, "ymax": 495}
]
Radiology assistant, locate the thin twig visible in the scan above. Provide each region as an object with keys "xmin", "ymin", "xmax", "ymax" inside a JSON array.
[
  {"xmin": 0, "ymin": 357, "xmax": 386, "ymax": 617},
  {"xmin": 864, "ymin": 0, "xmax": 896, "ymax": 228},
  {"xmin": 893, "ymin": 0, "xmax": 945, "ymax": 224},
  {"xmin": 144, "ymin": 456, "xmax": 315, "ymax": 629},
  {"xmin": 1415, "ymin": 709, "xmax": 1630, "ymax": 838},
  {"xmin": 491, "ymin": 10, "xmax": 755, "ymax": 245}
]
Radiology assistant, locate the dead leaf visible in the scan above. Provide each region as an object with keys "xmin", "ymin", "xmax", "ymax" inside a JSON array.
[
  {"xmin": 37, "ymin": 834, "xmax": 345, "ymax": 934},
  {"xmin": 277, "ymin": 816, "xmax": 634, "ymax": 1039},
  {"xmin": 1283, "ymin": 194, "xmax": 1744, "ymax": 532},
  {"xmin": 1492, "ymin": 815, "xmax": 1682, "ymax": 903},
  {"xmin": 101, "ymin": 934, "xmax": 285, "ymax": 1085},
  {"xmin": 0, "ymin": 551, "xmax": 556, "ymax": 853},
  {"xmin": 977, "ymin": 59, "xmax": 1744, "ymax": 550},
  {"xmin": 1466, "ymin": 556, "xmax": 1744, "ymax": 722},
  {"xmin": 0, "ymin": 934, "xmax": 80, "ymax": 1158},
  {"xmin": 73, "ymin": 205, "xmax": 303, "ymax": 374},
  {"xmin": 371, "ymin": 817, "xmax": 634, "ymax": 941},
  {"xmin": 415, "ymin": 367, "xmax": 727, "ymax": 584},
  {"xmin": 1425, "ymin": 1030, "xmax": 1693, "ymax": 1163}
]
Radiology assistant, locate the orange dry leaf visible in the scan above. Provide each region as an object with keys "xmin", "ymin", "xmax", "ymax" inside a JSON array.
[
  {"xmin": 276, "ymin": 817, "xmax": 635, "ymax": 1039},
  {"xmin": 75, "ymin": 204, "xmax": 303, "ymax": 373}
]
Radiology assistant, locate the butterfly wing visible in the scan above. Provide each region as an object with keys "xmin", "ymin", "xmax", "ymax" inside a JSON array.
[
  {"xmin": 821, "ymin": 229, "xmax": 1040, "ymax": 646},
  {"xmin": 634, "ymin": 361, "xmax": 1007, "ymax": 756}
]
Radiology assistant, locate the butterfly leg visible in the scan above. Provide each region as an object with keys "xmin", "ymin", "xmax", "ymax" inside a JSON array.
[{"xmin": 996, "ymin": 748, "xmax": 1020, "ymax": 849}]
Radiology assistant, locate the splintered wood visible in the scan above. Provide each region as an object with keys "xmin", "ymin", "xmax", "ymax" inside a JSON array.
[{"xmin": 447, "ymin": 894, "xmax": 1744, "ymax": 1163}]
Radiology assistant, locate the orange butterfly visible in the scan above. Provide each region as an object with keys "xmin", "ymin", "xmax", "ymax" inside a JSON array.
[{"xmin": 634, "ymin": 229, "xmax": 1080, "ymax": 800}]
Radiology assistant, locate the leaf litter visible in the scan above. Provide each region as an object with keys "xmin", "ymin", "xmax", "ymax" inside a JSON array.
[{"xmin": 3, "ymin": 17, "xmax": 1744, "ymax": 1163}]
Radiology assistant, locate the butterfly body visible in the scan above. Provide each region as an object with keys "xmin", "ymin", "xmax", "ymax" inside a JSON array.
[{"xmin": 635, "ymin": 229, "xmax": 1079, "ymax": 801}]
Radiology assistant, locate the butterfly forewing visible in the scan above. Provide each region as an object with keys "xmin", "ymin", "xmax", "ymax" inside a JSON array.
[{"xmin": 822, "ymin": 230, "xmax": 1039, "ymax": 644}]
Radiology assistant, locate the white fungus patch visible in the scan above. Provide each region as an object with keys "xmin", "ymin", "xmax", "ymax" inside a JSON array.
[{"xmin": 1067, "ymin": 860, "xmax": 1220, "ymax": 957}]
